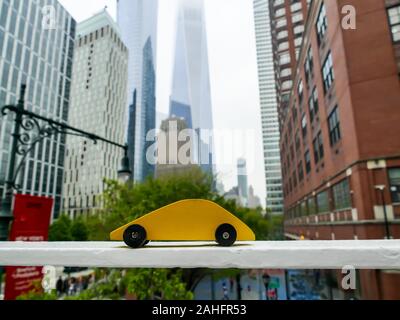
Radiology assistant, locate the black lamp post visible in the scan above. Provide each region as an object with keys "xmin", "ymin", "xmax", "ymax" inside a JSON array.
[
  {"xmin": 0, "ymin": 85, "xmax": 132, "ymax": 294},
  {"xmin": 118, "ymin": 147, "xmax": 132, "ymax": 183}
]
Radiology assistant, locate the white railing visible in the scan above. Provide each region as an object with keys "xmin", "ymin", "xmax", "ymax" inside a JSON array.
[{"xmin": 1, "ymin": 240, "xmax": 400, "ymax": 269}]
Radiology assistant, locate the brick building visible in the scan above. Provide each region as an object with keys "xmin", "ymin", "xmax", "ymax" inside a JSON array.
[{"xmin": 279, "ymin": 0, "xmax": 400, "ymax": 299}]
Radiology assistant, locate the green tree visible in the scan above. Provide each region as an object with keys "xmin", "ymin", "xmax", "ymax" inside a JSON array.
[
  {"xmin": 48, "ymin": 215, "xmax": 72, "ymax": 241},
  {"xmin": 71, "ymin": 218, "xmax": 89, "ymax": 241},
  {"xmin": 17, "ymin": 281, "xmax": 57, "ymax": 300}
]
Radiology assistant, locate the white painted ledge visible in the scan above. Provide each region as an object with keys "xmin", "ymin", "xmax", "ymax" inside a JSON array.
[{"xmin": 1, "ymin": 240, "xmax": 400, "ymax": 269}]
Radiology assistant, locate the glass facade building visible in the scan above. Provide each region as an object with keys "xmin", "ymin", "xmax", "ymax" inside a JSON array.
[
  {"xmin": 117, "ymin": 0, "xmax": 158, "ymax": 182},
  {"xmin": 141, "ymin": 37, "xmax": 156, "ymax": 180},
  {"xmin": 0, "ymin": 0, "xmax": 75, "ymax": 218}
]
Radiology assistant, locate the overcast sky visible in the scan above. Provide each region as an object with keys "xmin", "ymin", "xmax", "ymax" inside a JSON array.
[{"xmin": 59, "ymin": 0, "xmax": 266, "ymax": 204}]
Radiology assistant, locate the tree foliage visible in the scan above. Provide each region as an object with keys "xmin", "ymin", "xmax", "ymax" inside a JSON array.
[
  {"xmin": 49, "ymin": 215, "xmax": 88, "ymax": 241},
  {"xmin": 85, "ymin": 167, "xmax": 271, "ymax": 242}
]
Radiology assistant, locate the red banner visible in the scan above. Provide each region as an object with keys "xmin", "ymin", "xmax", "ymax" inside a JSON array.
[{"xmin": 5, "ymin": 194, "xmax": 53, "ymax": 300}]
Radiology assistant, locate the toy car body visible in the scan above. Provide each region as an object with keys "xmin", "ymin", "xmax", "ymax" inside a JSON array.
[{"xmin": 110, "ymin": 199, "xmax": 255, "ymax": 248}]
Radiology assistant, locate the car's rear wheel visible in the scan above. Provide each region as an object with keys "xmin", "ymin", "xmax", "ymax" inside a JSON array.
[
  {"xmin": 215, "ymin": 224, "xmax": 237, "ymax": 247},
  {"xmin": 123, "ymin": 224, "xmax": 147, "ymax": 248}
]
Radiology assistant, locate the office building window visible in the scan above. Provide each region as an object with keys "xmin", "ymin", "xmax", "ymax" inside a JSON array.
[
  {"xmin": 300, "ymin": 201, "xmax": 308, "ymax": 216},
  {"xmin": 389, "ymin": 168, "xmax": 400, "ymax": 203},
  {"xmin": 328, "ymin": 106, "xmax": 341, "ymax": 146},
  {"xmin": 308, "ymin": 87, "xmax": 319, "ymax": 122},
  {"xmin": 317, "ymin": 191, "xmax": 330, "ymax": 214},
  {"xmin": 333, "ymin": 179, "xmax": 352, "ymax": 210},
  {"xmin": 304, "ymin": 46, "xmax": 314, "ymax": 83},
  {"xmin": 388, "ymin": 5, "xmax": 400, "ymax": 42},
  {"xmin": 316, "ymin": 2, "xmax": 328, "ymax": 44},
  {"xmin": 313, "ymin": 131, "xmax": 324, "ymax": 164},
  {"xmin": 298, "ymin": 161, "xmax": 304, "ymax": 182},
  {"xmin": 298, "ymin": 80, "xmax": 303, "ymax": 104},
  {"xmin": 304, "ymin": 150, "xmax": 311, "ymax": 174},
  {"xmin": 322, "ymin": 52, "xmax": 334, "ymax": 92},
  {"xmin": 301, "ymin": 114, "xmax": 307, "ymax": 138},
  {"xmin": 308, "ymin": 197, "xmax": 316, "ymax": 215}
]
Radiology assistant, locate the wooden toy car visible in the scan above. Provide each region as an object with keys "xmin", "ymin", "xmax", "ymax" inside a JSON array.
[{"xmin": 110, "ymin": 199, "xmax": 255, "ymax": 248}]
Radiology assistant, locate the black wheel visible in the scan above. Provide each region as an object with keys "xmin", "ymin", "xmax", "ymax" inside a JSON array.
[
  {"xmin": 123, "ymin": 224, "xmax": 147, "ymax": 248},
  {"xmin": 143, "ymin": 240, "xmax": 150, "ymax": 246},
  {"xmin": 215, "ymin": 224, "xmax": 237, "ymax": 247}
]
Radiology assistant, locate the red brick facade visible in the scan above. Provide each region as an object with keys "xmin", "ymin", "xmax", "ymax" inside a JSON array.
[{"xmin": 276, "ymin": 0, "xmax": 400, "ymax": 299}]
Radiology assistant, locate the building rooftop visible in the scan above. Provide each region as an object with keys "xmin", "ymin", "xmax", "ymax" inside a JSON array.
[{"xmin": 77, "ymin": 8, "xmax": 121, "ymax": 38}]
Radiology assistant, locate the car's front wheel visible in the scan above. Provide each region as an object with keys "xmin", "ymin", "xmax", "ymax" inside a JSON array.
[
  {"xmin": 215, "ymin": 224, "xmax": 237, "ymax": 247},
  {"xmin": 123, "ymin": 224, "xmax": 147, "ymax": 248}
]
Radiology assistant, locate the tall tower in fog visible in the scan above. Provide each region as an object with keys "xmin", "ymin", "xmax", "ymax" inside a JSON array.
[
  {"xmin": 117, "ymin": 0, "xmax": 158, "ymax": 181},
  {"xmin": 170, "ymin": 0, "xmax": 214, "ymax": 174}
]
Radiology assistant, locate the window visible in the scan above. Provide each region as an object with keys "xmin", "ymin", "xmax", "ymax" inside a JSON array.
[
  {"xmin": 297, "ymin": 80, "xmax": 303, "ymax": 104},
  {"xmin": 308, "ymin": 197, "xmax": 316, "ymax": 215},
  {"xmin": 278, "ymin": 41, "xmax": 289, "ymax": 51},
  {"xmin": 293, "ymin": 25, "xmax": 304, "ymax": 35},
  {"xmin": 317, "ymin": 191, "xmax": 330, "ymax": 214},
  {"xmin": 322, "ymin": 52, "xmax": 334, "ymax": 92},
  {"xmin": 276, "ymin": 17, "xmax": 287, "ymax": 28},
  {"xmin": 280, "ymin": 68, "xmax": 291, "ymax": 77},
  {"xmin": 304, "ymin": 150, "xmax": 311, "ymax": 174},
  {"xmin": 277, "ymin": 30, "xmax": 289, "ymax": 40},
  {"xmin": 298, "ymin": 161, "xmax": 304, "ymax": 182},
  {"xmin": 333, "ymin": 179, "xmax": 352, "ymax": 210},
  {"xmin": 388, "ymin": 5, "xmax": 400, "ymax": 42},
  {"xmin": 301, "ymin": 114, "xmax": 307, "ymax": 138},
  {"xmin": 389, "ymin": 168, "xmax": 400, "ymax": 203},
  {"xmin": 313, "ymin": 131, "xmax": 324, "ymax": 164},
  {"xmin": 316, "ymin": 3, "xmax": 328, "ymax": 44},
  {"xmin": 292, "ymin": 13, "xmax": 303, "ymax": 24},
  {"xmin": 298, "ymin": 201, "xmax": 306, "ymax": 216},
  {"xmin": 279, "ymin": 52, "xmax": 291, "ymax": 65},
  {"xmin": 328, "ymin": 107, "xmax": 341, "ymax": 146},
  {"xmin": 308, "ymin": 87, "xmax": 319, "ymax": 122},
  {"xmin": 304, "ymin": 46, "xmax": 314, "ymax": 83},
  {"xmin": 275, "ymin": 8, "xmax": 286, "ymax": 17}
]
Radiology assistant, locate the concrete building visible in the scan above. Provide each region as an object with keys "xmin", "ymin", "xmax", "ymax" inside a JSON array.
[
  {"xmin": 253, "ymin": 0, "xmax": 284, "ymax": 215},
  {"xmin": 155, "ymin": 117, "xmax": 198, "ymax": 178},
  {"xmin": 281, "ymin": 0, "xmax": 400, "ymax": 299},
  {"xmin": 63, "ymin": 10, "xmax": 128, "ymax": 217},
  {"xmin": 0, "ymin": 0, "xmax": 76, "ymax": 218},
  {"xmin": 117, "ymin": 0, "xmax": 158, "ymax": 182}
]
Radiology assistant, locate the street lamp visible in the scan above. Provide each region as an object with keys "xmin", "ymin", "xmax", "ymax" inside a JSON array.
[
  {"xmin": 118, "ymin": 146, "xmax": 132, "ymax": 183},
  {"xmin": 0, "ymin": 85, "xmax": 132, "ymax": 292},
  {"xmin": 374, "ymin": 185, "xmax": 391, "ymax": 240}
]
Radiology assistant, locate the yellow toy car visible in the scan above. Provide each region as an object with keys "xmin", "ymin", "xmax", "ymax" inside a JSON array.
[{"xmin": 110, "ymin": 199, "xmax": 255, "ymax": 248}]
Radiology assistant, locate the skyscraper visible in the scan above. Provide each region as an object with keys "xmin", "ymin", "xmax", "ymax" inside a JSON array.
[
  {"xmin": 141, "ymin": 37, "xmax": 156, "ymax": 180},
  {"xmin": 237, "ymin": 158, "xmax": 249, "ymax": 207},
  {"xmin": 63, "ymin": 10, "xmax": 128, "ymax": 217},
  {"xmin": 0, "ymin": 0, "xmax": 76, "ymax": 218},
  {"xmin": 117, "ymin": 0, "xmax": 158, "ymax": 182},
  {"xmin": 253, "ymin": 0, "xmax": 284, "ymax": 214},
  {"xmin": 170, "ymin": 0, "xmax": 214, "ymax": 173}
]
